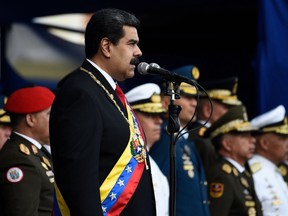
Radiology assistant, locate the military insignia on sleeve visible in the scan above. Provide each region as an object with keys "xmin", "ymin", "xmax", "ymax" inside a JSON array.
[
  {"xmin": 19, "ymin": 143, "xmax": 30, "ymax": 155},
  {"xmin": 6, "ymin": 167, "xmax": 24, "ymax": 183},
  {"xmin": 210, "ymin": 183, "xmax": 224, "ymax": 198},
  {"xmin": 222, "ymin": 163, "xmax": 232, "ymax": 174},
  {"xmin": 250, "ymin": 162, "xmax": 262, "ymax": 173}
]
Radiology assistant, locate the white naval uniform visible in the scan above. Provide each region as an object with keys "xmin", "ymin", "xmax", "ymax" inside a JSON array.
[
  {"xmin": 248, "ymin": 154, "xmax": 288, "ymax": 216},
  {"xmin": 149, "ymin": 155, "xmax": 169, "ymax": 216}
]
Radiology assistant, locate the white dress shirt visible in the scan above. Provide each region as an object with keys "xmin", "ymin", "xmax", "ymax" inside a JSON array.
[{"xmin": 149, "ymin": 155, "xmax": 169, "ymax": 216}]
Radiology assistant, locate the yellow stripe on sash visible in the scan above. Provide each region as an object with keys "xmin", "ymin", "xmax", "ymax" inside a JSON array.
[
  {"xmin": 55, "ymin": 183, "xmax": 71, "ymax": 215},
  {"xmin": 100, "ymin": 105, "xmax": 134, "ymax": 202}
]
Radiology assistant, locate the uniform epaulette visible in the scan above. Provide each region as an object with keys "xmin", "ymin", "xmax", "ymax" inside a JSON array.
[
  {"xmin": 19, "ymin": 143, "xmax": 30, "ymax": 155},
  {"xmin": 222, "ymin": 163, "xmax": 232, "ymax": 174},
  {"xmin": 250, "ymin": 162, "xmax": 262, "ymax": 173}
]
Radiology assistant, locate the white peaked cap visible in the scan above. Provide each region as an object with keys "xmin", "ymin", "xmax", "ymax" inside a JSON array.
[
  {"xmin": 125, "ymin": 83, "xmax": 166, "ymax": 114},
  {"xmin": 126, "ymin": 83, "xmax": 161, "ymax": 103},
  {"xmin": 250, "ymin": 105, "xmax": 286, "ymax": 128}
]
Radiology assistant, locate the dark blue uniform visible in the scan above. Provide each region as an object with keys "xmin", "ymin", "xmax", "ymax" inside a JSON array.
[{"xmin": 150, "ymin": 119, "xmax": 210, "ymax": 216}]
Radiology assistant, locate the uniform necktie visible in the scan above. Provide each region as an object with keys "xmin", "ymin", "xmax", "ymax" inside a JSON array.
[{"xmin": 115, "ymin": 84, "xmax": 126, "ymax": 108}]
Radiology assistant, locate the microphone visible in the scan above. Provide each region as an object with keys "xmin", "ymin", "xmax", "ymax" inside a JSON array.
[{"xmin": 137, "ymin": 62, "xmax": 195, "ymax": 84}]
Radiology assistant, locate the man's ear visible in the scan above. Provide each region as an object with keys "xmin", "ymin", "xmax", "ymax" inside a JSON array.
[
  {"xmin": 221, "ymin": 135, "xmax": 232, "ymax": 152},
  {"xmin": 25, "ymin": 114, "xmax": 35, "ymax": 127},
  {"xmin": 259, "ymin": 135, "xmax": 270, "ymax": 150},
  {"xmin": 100, "ymin": 37, "xmax": 111, "ymax": 58}
]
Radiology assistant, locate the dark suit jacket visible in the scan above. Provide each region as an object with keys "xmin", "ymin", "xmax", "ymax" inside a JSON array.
[
  {"xmin": 50, "ymin": 60, "xmax": 156, "ymax": 216},
  {"xmin": 0, "ymin": 133, "xmax": 54, "ymax": 216}
]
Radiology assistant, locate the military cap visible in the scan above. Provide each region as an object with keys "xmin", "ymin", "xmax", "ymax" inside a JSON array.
[
  {"xmin": 172, "ymin": 65, "xmax": 200, "ymax": 97},
  {"xmin": 4, "ymin": 86, "xmax": 55, "ymax": 114},
  {"xmin": 0, "ymin": 95, "xmax": 10, "ymax": 124},
  {"xmin": 250, "ymin": 105, "xmax": 288, "ymax": 135},
  {"xmin": 126, "ymin": 83, "xmax": 166, "ymax": 114},
  {"xmin": 204, "ymin": 105, "xmax": 257, "ymax": 140},
  {"xmin": 201, "ymin": 76, "xmax": 242, "ymax": 106}
]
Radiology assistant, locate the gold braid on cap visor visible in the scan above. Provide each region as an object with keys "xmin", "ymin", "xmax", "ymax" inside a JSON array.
[
  {"xmin": 0, "ymin": 109, "xmax": 10, "ymax": 123},
  {"xmin": 262, "ymin": 124, "xmax": 288, "ymax": 135},
  {"xmin": 210, "ymin": 120, "xmax": 251, "ymax": 139},
  {"xmin": 180, "ymin": 83, "xmax": 197, "ymax": 95},
  {"xmin": 131, "ymin": 103, "xmax": 166, "ymax": 113},
  {"xmin": 208, "ymin": 90, "xmax": 242, "ymax": 105}
]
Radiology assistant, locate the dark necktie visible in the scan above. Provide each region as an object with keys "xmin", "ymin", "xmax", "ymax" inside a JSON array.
[
  {"xmin": 41, "ymin": 146, "xmax": 52, "ymax": 160},
  {"xmin": 115, "ymin": 84, "xmax": 126, "ymax": 108}
]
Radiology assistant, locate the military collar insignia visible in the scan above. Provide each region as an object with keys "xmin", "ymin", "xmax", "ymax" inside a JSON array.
[
  {"xmin": 31, "ymin": 145, "xmax": 38, "ymax": 154},
  {"xmin": 19, "ymin": 143, "xmax": 30, "ymax": 155},
  {"xmin": 222, "ymin": 163, "xmax": 232, "ymax": 174}
]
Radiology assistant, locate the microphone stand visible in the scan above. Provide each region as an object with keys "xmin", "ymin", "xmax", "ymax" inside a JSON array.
[{"xmin": 164, "ymin": 81, "xmax": 181, "ymax": 216}]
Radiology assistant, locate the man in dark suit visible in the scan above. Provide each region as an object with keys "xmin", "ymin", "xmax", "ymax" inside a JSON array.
[
  {"xmin": 49, "ymin": 8, "xmax": 156, "ymax": 216},
  {"xmin": 204, "ymin": 105, "xmax": 263, "ymax": 216},
  {"xmin": 0, "ymin": 86, "xmax": 55, "ymax": 216}
]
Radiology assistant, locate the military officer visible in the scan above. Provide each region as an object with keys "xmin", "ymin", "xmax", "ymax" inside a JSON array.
[
  {"xmin": 204, "ymin": 105, "xmax": 263, "ymax": 216},
  {"xmin": 188, "ymin": 76, "xmax": 242, "ymax": 176},
  {"xmin": 249, "ymin": 105, "xmax": 288, "ymax": 216},
  {"xmin": 0, "ymin": 95, "xmax": 12, "ymax": 150},
  {"xmin": 0, "ymin": 86, "xmax": 55, "ymax": 216},
  {"xmin": 149, "ymin": 65, "xmax": 210, "ymax": 216}
]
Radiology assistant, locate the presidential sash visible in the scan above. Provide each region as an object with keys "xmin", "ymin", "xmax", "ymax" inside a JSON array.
[{"xmin": 53, "ymin": 101, "xmax": 148, "ymax": 216}]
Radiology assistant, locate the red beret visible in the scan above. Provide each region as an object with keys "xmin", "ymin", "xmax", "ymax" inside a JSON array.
[{"xmin": 4, "ymin": 86, "xmax": 55, "ymax": 114}]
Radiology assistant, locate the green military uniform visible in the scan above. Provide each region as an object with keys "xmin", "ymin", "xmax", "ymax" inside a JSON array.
[
  {"xmin": 208, "ymin": 158, "xmax": 259, "ymax": 216},
  {"xmin": 204, "ymin": 105, "xmax": 263, "ymax": 216},
  {"xmin": 0, "ymin": 133, "xmax": 54, "ymax": 216}
]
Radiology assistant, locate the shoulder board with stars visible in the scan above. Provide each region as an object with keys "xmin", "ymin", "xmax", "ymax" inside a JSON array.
[
  {"xmin": 222, "ymin": 163, "xmax": 232, "ymax": 174},
  {"xmin": 250, "ymin": 162, "xmax": 262, "ymax": 173}
]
